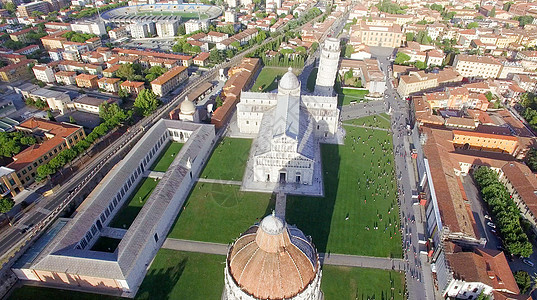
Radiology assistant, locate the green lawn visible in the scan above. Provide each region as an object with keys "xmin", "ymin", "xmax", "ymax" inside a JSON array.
[
  {"xmin": 8, "ymin": 286, "xmax": 122, "ymax": 300},
  {"xmin": 307, "ymin": 68, "xmax": 318, "ymax": 92},
  {"xmin": 138, "ymin": 11, "xmax": 208, "ymax": 20},
  {"xmin": 151, "ymin": 142, "xmax": 184, "ymax": 172},
  {"xmin": 108, "ymin": 177, "xmax": 160, "ymax": 229},
  {"xmin": 136, "ymin": 250, "xmax": 225, "ymax": 300},
  {"xmin": 343, "ymin": 114, "xmax": 391, "ymax": 129},
  {"xmin": 200, "ymin": 137, "xmax": 252, "ymax": 181},
  {"xmin": 250, "ymin": 67, "xmax": 297, "ymax": 92},
  {"xmin": 167, "ymin": 183, "xmax": 275, "ymax": 244},
  {"xmin": 322, "ymin": 266, "xmax": 405, "ymax": 300},
  {"xmin": 90, "ymin": 237, "xmax": 121, "ymax": 253},
  {"xmin": 339, "ymin": 89, "xmax": 369, "ymax": 106},
  {"xmin": 287, "ymin": 122, "xmax": 402, "ymax": 257}
]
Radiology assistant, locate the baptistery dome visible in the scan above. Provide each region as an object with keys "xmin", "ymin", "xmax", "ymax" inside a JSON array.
[
  {"xmin": 224, "ymin": 213, "xmax": 323, "ymax": 300},
  {"xmin": 278, "ymin": 67, "xmax": 301, "ymax": 93},
  {"xmin": 180, "ymin": 99, "xmax": 196, "ymax": 115}
]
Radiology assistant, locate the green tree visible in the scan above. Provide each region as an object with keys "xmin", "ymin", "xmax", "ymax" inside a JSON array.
[
  {"xmin": 116, "ymin": 64, "xmax": 136, "ymax": 81},
  {"xmin": 215, "ymin": 95, "xmax": 223, "ymax": 108},
  {"xmin": 406, "ymin": 32, "xmax": 415, "ymax": 42},
  {"xmin": 4, "ymin": 2, "xmax": 15, "ymax": 14},
  {"xmin": 0, "ymin": 197, "xmax": 14, "ymax": 225},
  {"xmin": 514, "ymin": 271, "xmax": 533, "ymax": 293},
  {"xmin": 394, "ymin": 52, "xmax": 411, "ymax": 64},
  {"xmin": 69, "ymin": 116, "xmax": 77, "ymax": 124},
  {"xmin": 134, "ymin": 89, "xmax": 160, "ymax": 116},
  {"xmin": 118, "ymin": 88, "xmax": 129, "ymax": 100},
  {"xmin": 47, "ymin": 110, "xmax": 56, "ymax": 121},
  {"xmin": 489, "ymin": 6, "xmax": 496, "ymax": 17},
  {"xmin": 467, "ymin": 22, "xmax": 479, "ymax": 29},
  {"xmin": 344, "ymin": 44, "xmax": 354, "ymax": 58},
  {"xmin": 413, "ymin": 61, "xmax": 427, "ymax": 70}
]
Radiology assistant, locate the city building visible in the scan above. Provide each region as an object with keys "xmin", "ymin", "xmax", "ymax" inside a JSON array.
[
  {"xmin": 0, "ymin": 166, "xmax": 23, "ymax": 197},
  {"xmin": 71, "ymin": 21, "xmax": 107, "ymax": 36},
  {"xmin": 16, "ymin": 1, "xmax": 50, "ymax": 18},
  {"xmin": 7, "ymin": 118, "xmax": 85, "ymax": 186},
  {"xmin": 108, "ymin": 27, "xmax": 128, "ymax": 41},
  {"xmin": 350, "ymin": 21, "xmax": 405, "ymax": 48},
  {"xmin": 27, "ymin": 88, "xmax": 72, "ymax": 114},
  {"xmin": 97, "ymin": 77, "xmax": 121, "ymax": 93},
  {"xmin": 73, "ymin": 95, "xmax": 112, "ymax": 114},
  {"xmin": 32, "ymin": 64, "xmax": 56, "ymax": 83},
  {"xmin": 184, "ymin": 19, "xmax": 209, "ymax": 34},
  {"xmin": 155, "ymin": 20, "xmax": 178, "ymax": 38},
  {"xmin": 315, "ymin": 38, "xmax": 340, "ymax": 96},
  {"xmin": 224, "ymin": 213, "xmax": 323, "ymax": 300},
  {"xmin": 54, "ymin": 71, "xmax": 76, "ymax": 85},
  {"xmin": 452, "ymin": 130, "xmax": 519, "ymax": 156},
  {"xmin": 75, "ymin": 74, "xmax": 98, "ymax": 89},
  {"xmin": 12, "ymin": 120, "xmax": 215, "ymax": 296},
  {"xmin": 0, "ymin": 59, "xmax": 35, "ymax": 82},
  {"xmin": 151, "ymin": 65, "xmax": 188, "ymax": 97},
  {"xmin": 397, "ymin": 69, "xmax": 463, "ymax": 97},
  {"xmin": 120, "ymin": 80, "xmax": 145, "ymax": 95},
  {"xmin": 453, "ymin": 55, "xmax": 502, "ymax": 79},
  {"xmin": 130, "ymin": 21, "xmax": 156, "ymax": 39}
]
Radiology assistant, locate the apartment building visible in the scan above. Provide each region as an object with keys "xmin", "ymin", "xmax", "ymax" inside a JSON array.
[
  {"xmin": 109, "ymin": 27, "xmax": 128, "ymax": 41},
  {"xmin": 0, "ymin": 166, "xmax": 23, "ymax": 197},
  {"xmin": 155, "ymin": 20, "xmax": 178, "ymax": 38},
  {"xmin": 7, "ymin": 118, "xmax": 85, "ymax": 186},
  {"xmin": 130, "ymin": 22, "xmax": 156, "ymax": 39},
  {"xmin": 0, "ymin": 59, "xmax": 35, "ymax": 82},
  {"xmin": 453, "ymin": 55, "xmax": 502, "ymax": 79},
  {"xmin": 71, "ymin": 21, "xmax": 106, "ymax": 36},
  {"xmin": 32, "ymin": 64, "xmax": 56, "ymax": 83},
  {"xmin": 17, "ymin": 1, "xmax": 50, "ymax": 18},
  {"xmin": 452, "ymin": 130, "xmax": 519, "ymax": 156},
  {"xmin": 184, "ymin": 19, "xmax": 209, "ymax": 34},
  {"xmin": 75, "ymin": 74, "xmax": 98, "ymax": 89},
  {"xmin": 151, "ymin": 65, "xmax": 188, "ymax": 97},
  {"xmin": 73, "ymin": 95, "xmax": 111, "ymax": 114},
  {"xmin": 97, "ymin": 77, "xmax": 120, "ymax": 93},
  {"xmin": 54, "ymin": 71, "xmax": 76, "ymax": 85},
  {"xmin": 120, "ymin": 80, "xmax": 145, "ymax": 95}
]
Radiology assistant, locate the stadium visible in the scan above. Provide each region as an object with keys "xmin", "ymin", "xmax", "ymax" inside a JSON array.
[{"xmin": 101, "ymin": 4, "xmax": 222, "ymax": 26}]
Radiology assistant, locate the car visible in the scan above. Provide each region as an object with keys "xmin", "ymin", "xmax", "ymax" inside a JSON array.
[
  {"xmin": 487, "ymin": 222, "xmax": 496, "ymax": 229},
  {"xmin": 523, "ymin": 258, "xmax": 534, "ymax": 267},
  {"xmin": 496, "ymin": 245, "xmax": 504, "ymax": 251},
  {"xmin": 490, "ymin": 228, "xmax": 497, "ymax": 235},
  {"xmin": 484, "ymin": 214, "xmax": 491, "ymax": 220}
]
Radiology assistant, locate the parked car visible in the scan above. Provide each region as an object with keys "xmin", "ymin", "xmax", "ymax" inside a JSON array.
[
  {"xmin": 487, "ymin": 222, "xmax": 496, "ymax": 229},
  {"xmin": 523, "ymin": 258, "xmax": 534, "ymax": 267},
  {"xmin": 484, "ymin": 214, "xmax": 491, "ymax": 220}
]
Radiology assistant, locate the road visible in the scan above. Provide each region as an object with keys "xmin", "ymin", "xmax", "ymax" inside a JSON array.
[{"xmin": 367, "ymin": 46, "xmax": 434, "ymax": 300}]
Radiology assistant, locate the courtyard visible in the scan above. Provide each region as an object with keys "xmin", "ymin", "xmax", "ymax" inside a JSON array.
[
  {"xmin": 339, "ymin": 88, "xmax": 370, "ymax": 106},
  {"xmin": 343, "ymin": 113, "xmax": 391, "ymax": 129},
  {"xmin": 150, "ymin": 142, "xmax": 184, "ymax": 172}
]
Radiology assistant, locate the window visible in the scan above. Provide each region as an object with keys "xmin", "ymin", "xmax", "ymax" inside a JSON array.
[
  {"xmin": 154, "ymin": 233, "xmax": 159, "ymax": 243},
  {"xmin": 39, "ymin": 159, "xmax": 43, "ymax": 164},
  {"xmin": 33, "ymin": 162, "xmax": 37, "ymax": 167},
  {"xmin": 22, "ymin": 170, "xmax": 27, "ymax": 175}
]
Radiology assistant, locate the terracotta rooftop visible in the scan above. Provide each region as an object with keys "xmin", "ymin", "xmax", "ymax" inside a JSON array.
[{"xmin": 151, "ymin": 65, "xmax": 187, "ymax": 86}]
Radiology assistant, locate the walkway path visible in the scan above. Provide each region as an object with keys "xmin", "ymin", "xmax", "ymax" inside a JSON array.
[
  {"xmin": 197, "ymin": 178, "xmax": 242, "ymax": 185},
  {"xmin": 146, "ymin": 171, "xmax": 165, "ymax": 179},
  {"xmin": 162, "ymin": 238, "xmax": 405, "ymax": 271},
  {"xmin": 342, "ymin": 123, "xmax": 390, "ymax": 132}
]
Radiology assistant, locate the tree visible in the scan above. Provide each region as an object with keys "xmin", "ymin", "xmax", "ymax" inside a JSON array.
[
  {"xmin": 467, "ymin": 22, "xmax": 479, "ymax": 29},
  {"xmin": 134, "ymin": 89, "xmax": 160, "ymax": 116},
  {"xmin": 4, "ymin": 2, "xmax": 15, "ymax": 14},
  {"xmin": 118, "ymin": 88, "xmax": 129, "ymax": 100},
  {"xmin": 394, "ymin": 52, "xmax": 411, "ymax": 64},
  {"xmin": 406, "ymin": 32, "xmax": 415, "ymax": 42},
  {"xmin": 0, "ymin": 197, "xmax": 14, "ymax": 225},
  {"xmin": 489, "ymin": 6, "xmax": 496, "ymax": 17},
  {"xmin": 116, "ymin": 64, "xmax": 136, "ymax": 81},
  {"xmin": 344, "ymin": 44, "xmax": 354, "ymax": 58},
  {"xmin": 526, "ymin": 148, "xmax": 537, "ymax": 172},
  {"xmin": 344, "ymin": 69, "xmax": 354, "ymax": 82},
  {"xmin": 215, "ymin": 95, "xmax": 223, "ymax": 108},
  {"xmin": 514, "ymin": 271, "xmax": 533, "ymax": 294},
  {"xmin": 47, "ymin": 110, "xmax": 56, "ymax": 121},
  {"xmin": 69, "ymin": 116, "xmax": 77, "ymax": 124}
]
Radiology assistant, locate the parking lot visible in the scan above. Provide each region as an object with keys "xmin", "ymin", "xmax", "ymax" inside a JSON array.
[{"xmin": 125, "ymin": 38, "xmax": 176, "ymax": 52}]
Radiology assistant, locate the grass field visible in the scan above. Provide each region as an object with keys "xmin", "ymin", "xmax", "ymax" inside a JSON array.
[
  {"xmin": 108, "ymin": 177, "xmax": 160, "ymax": 229},
  {"xmin": 287, "ymin": 122, "xmax": 402, "ymax": 257},
  {"xmin": 90, "ymin": 237, "xmax": 121, "ymax": 253},
  {"xmin": 250, "ymin": 67, "xmax": 297, "ymax": 92},
  {"xmin": 151, "ymin": 142, "xmax": 184, "ymax": 172},
  {"xmin": 137, "ymin": 11, "xmax": 208, "ymax": 20},
  {"xmin": 167, "ymin": 183, "xmax": 275, "ymax": 243},
  {"xmin": 136, "ymin": 250, "xmax": 225, "ymax": 300},
  {"xmin": 322, "ymin": 266, "xmax": 405, "ymax": 300},
  {"xmin": 343, "ymin": 114, "xmax": 391, "ymax": 129},
  {"xmin": 339, "ymin": 89, "xmax": 370, "ymax": 106},
  {"xmin": 200, "ymin": 137, "xmax": 252, "ymax": 181}
]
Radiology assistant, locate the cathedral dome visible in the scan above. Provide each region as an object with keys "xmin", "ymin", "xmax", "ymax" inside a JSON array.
[
  {"xmin": 226, "ymin": 213, "xmax": 319, "ymax": 299},
  {"xmin": 180, "ymin": 99, "xmax": 195, "ymax": 115},
  {"xmin": 278, "ymin": 67, "xmax": 300, "ymax": 91}
]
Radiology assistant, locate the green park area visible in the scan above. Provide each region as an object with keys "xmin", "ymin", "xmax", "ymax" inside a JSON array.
[
  {"xmin": 138, "ymin": 11, "xmax": 208, "ymax": 20},
  {"xmin": 90, "ymin": 237, "xmax": 121, "ymax": 253},
  {"xmin": 339, "ymin": 88, "xmax": 370, "ymax": 106},
  {"xmin": 150, "ymin": 142, "xmax": 184, "ymax": 172},
  {"xmin": 136, "ymin": 250, "xmax": 225, "ymax": 300},
  {"xmin": 250, "ymin": 67, "xmax": 298, "ymax": 93},
  {"xmin": 200, "ymin": 137, "xmax": 252, "ymax": 181},
  {"xmin": 322, "ymin": 266, "xmax": 405, "ymax": 300},
  {"xmin": 109, "ymin": 177, "xmax": 160, "ymax": 229},
  {"xmin": 287, "ymin": 121, "xmax": 402, "ymax": 258},
  {"xmin": 168, "ymin": 183, "xmax": 274, "ymax": 243},
  {"xmin": 343, "ymin": 113, "xmax": 391, "ymax": 129}
]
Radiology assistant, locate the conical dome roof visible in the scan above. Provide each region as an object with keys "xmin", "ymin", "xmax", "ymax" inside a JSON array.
[
  {"xmin": 180, "ymin": 99, "xmax": 195, "ymax": 115},
  {"xmin": 227, "ymin": 213, "xmax": 319, "ymax": 299}
]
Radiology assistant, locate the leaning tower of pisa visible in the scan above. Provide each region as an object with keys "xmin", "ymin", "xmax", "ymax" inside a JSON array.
[{"xmin": 315, "ymin": 37, "xmax": 340, "ymax": 96}]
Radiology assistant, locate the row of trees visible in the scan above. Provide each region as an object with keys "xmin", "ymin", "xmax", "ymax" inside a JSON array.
[
  {"xmin": 72, "ymin": 1, "xmax": 128, "ymax": 19},
  {"xmin": 0, "ymin": 131, "xmax": 36, "ymax": 157},
  {"xmin": 62, "ymin": 32, "xmax": 97, "ymax": 43},
  {"xmin": 375, "ymin": 0, "xmax": 407, "ymax": 14},
  {"xmin": 518, "ymin": 93, "xmax": 537, "ymax": 131},
  {"xmin": 25, "ymin": 97, "xmax": 49, "ymax": 110},
  {"xmin": 36, "ymin": 103, "xmax": 131, "ymax": 181},
  {"xmin": 261, "ymin": 54, "xmax": 305, "ymax": 68},
  {"xmin": 393, "ymin": 52, "xmax": 428, "ymax": 70},
  {"xmin": 473, "ymin": 166, "xmax": 533, "ymax": 257}
]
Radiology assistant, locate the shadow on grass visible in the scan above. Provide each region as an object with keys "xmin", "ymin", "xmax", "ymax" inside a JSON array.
[
  {"xmin": 135, "ymin": 258, "xmax": 188, "ymax": 300},
  {"xmin": 286, "ymin": 144, "xmax": 340, "ymax": 253}
]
